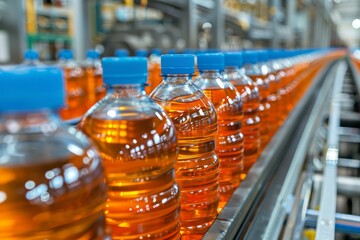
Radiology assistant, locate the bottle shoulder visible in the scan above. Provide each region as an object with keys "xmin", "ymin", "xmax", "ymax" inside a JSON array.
[
  {"xmin": 0, "ymin": 119, "xmax": 95, "ymax": 165},
  {"xmin": 151, "ymin": 80, "xmax": 207, "ymax": 103},
  {"xmin": 194, "ymin": 75, "xmax": 242, "ymax": 100},
  {"xmin": 82, "ymin": 94, "xmax": 167, "ymax": 120},
  {"xmin": 60, "ymin": 61, "xmax": 84, "ymax": 78},
  {"xmin": 194, "ymin": 76, "xmax": 243, "ymax": 116}
]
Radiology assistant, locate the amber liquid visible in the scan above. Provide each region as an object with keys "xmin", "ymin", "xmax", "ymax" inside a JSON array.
[
  {"xmin": 95, "ymin": 77, "xmax": 106, "ymax": 102},
  {"xmin": 146, "ymin": 62, "xmax": 162, "ymax": 95},
  {"xmin": 192, "ymin": 67, "xmax": 200, "ymax": 80},
  {"xmin": 274, "ymin": 69, "xmax": 288, "ymax": 124},
  {"xmin": 248, "ymin": 75, "xmax": 270, "ymax": 151},
  {"xmin": 85, "ymin": 67, "xmax": 106, "ymax": 107},
  {"xmin": 231, "ymin": 82, "xmax": 260, "ymax": 179},
  {"xmin": 267, "ymin": 72, "xmax": 283, "ymax": 132},
  {"xmin": 201, "ymin": 88, "xmax": 244, "ymax": 211},
  {"xmin": 0, "ymin": 142, "xmax": 107, "ymax": 239},
  {"xmin": 80, "ymin": 114, "xmax": 181, "ymax": 239},
  {"xmin": 281, "ymin": 67, "xmax": 296, "ymax": 116},
  {"xmin": 59, "ymin": 67, "xmax": 87, "ymax": 120},
  {"xmin": 153, "ymin": 94, "xmax": 220, "ymax": 239}
]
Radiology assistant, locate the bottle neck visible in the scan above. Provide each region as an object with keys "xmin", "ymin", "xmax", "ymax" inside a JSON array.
[
  {"xmin": 59, "ymin": 59, "xmax": 78, "ymax": 68},
  {"xmin": 224, "ymin": 66, "xmax": 239, "ymax": 74},
  {"xmin": 107, "ymin": 84, "xmax": 146, "ymax": 98},
  {"xmin": 243, "ymin": 63, "xmax": 260, "ymax": 75},
  {"xmin": 24, "ymin": 59, "xmax": 41, "ymax": 65},
  {"xmin": 199, "ymin": 69, "xmax": 222, "ymax": 78},
  {"xmin": 0, "ymin": 110, "xmax": 58, "ymax": 134},
  {"xmin": 85, "ymin": 58, "xmax": 102, "ymax": 70},
  {"xmin": 163, "ymin": 74, "xmax": 192, "ymax": 83}
]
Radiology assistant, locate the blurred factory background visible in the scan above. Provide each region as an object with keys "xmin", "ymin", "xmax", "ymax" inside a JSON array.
[{"xmin": 0, "ymin": 0, "xmax": 358, "ymax": 63}]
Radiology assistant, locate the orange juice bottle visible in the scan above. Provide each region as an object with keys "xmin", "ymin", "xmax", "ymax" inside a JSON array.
[
  {"xmin": 194, "ymin": 53, "xmax": 244, "ymax": 212},
  {"xmin": 145, "ymin": 48, "xmax": 162, "ymax": 95},
  {"xmin": 224, "ymin": 52, "xmax": 260, "ymax": 179},
  {"xmin": 114, "ymin": 48, "xmax": 129, "ymax": 57},
  {"xmin": 23, "ymin": 49, "xmax": 44, "ymax": 66},
  {"xmin": 242, "ymin": 50, "xmax": 271, "ymax": 151},
  {"xmin": 267, "ymin": 50, "xmax": 288, "ymax": 124},
  {"xmin": 79, "ymin": 57, "xmax": 181, "ymax": 239},
  {"xmin": 0, "ymin": 67, "xmax": 108, "ymax": 239},
  {"xmin": 135, "ymin": 49, "xmax": 148, "ymax": 58},
  {"xmin": 57, "ymin": 49, "xmax": 86, "ymax": 120},
  {"xmin": 150, "ymin": 54, "xmax": 220, "ymax": 239},
  {"xmin": 280, "ymin": 50, "xmax": 305, "ymax": 115},
  {"xmin": 257, "ymin": 50, "xmax": 280, "ymax": 136},
  {"xmin": 84, "ymin": 50, "xmax": 105, "ymax": 107},
  {"xmin": 168, "ymin": 49, "xmax": 178, "ymax": 54},
  {"xmin": 260, "ymin": 50, "xmax": 284, "ymax": 130}
]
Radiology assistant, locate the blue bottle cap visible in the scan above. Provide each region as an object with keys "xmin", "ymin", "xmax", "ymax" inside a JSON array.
[
  {"xmin": 277, "ymin": 50, "xmax": 288, "ymax": 59},
  {"xmin": 242, "ymin": 50, "xmax": 259, "ymax": 64},
  {"xmin": 24, "ymin": 49, "xmax": 39, "ymax": 60},
  {"xmin": 0, "ymin": 67, "xmax": 65, "ymax": 112},
  {"xmin": 151, "ymin": 48, "xmax": 162, "ymax": 56},
  {"xmin": 115, "ymin": 49, "xmax": 129, "ymax": 57},
  {"xmin": 102, "ymin": 57, "xmax": 148, "ymax": 85},
  {"xmin": 258, "ymin": 50, "xmax": 269, "ymax": 62},
  {"xmin": 135, "ymin": 49, "xmax": 148, "ymax": 57},
  {"xmin": 197, "ymin": 53, "xmax": 225, "ymax": 71},
  {"xmin": 207, "ymin": 48, "xmax": 220, "ymax": 53},
  {"xmin": 86, "ymin": 50, "xmax": 100, "ymax": 59},
  {"xmin": 196, "ymin": 49, "xmax": 207, "ymax": 55},
  {"xmin": 224, "ymin": 52, "xmax": 243, "ymax": 67},
  {"xmin": 267, "ymin": 49, "xmax": 281, "ymax": 60},
  {"xmin": 161, "ymin": 54, "xmax": 194, "ymax": 75},
  {"xmin": 58, "ymin": 49, "xmax": 73, "ymax": 60},
  {"xmin": 183, "ymin": 48, "xmax": 195, "ymax": 54},
  {"xmin": 167, "ymin": 49, "xmax": 177, "ymax": 54}
]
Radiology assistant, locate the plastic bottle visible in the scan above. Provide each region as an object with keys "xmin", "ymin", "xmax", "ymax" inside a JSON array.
[
  {"xmin": 281, "ymin": 50, "xmax": 300, "ymax": 115},
  {"xmin": 224, "ymin": 52, "xmax": 260, "ymax": 179},
  {"xmin": 115, "ymin": 48, "xmax": 129, "ymax": 57},
  {"xmin": 0, "ymin": 67, "xmax": 108, "ymax": 239},
  {"xmin": 150, "ymin": 54, "xmax": 220, "ymax": 239},
  {"xmin": 79, "ymin": 57, "xmax": 181, "ymax": 239},
  {"xmin": 57, "ymin": 49, "xmax": 86, "ymax": 120},
  {"xmin": 135, "ymin": 49, "xmax": 148, "ymax": 58},
  {"xmin": 258, "ymin": 50, "xmax": 280, "ymax": 136},
  {"xmin": 266, "ymin": 50, "xmax": 286, "ymax": 126},
  {"xmin": 242, "ymin": 50, "xmax": 271, "ymax": 151},
  {"xmin": 84, "ymin": 50, "xmax": 105, "ymax": 107},
  {"xmin": 168, "ymin": 49, "xmax": 178, "ymax": 54},
  {"xmin": 194, "ymin": 53, "xmax": 244, "ymax": 212},
  {"xmin": 23, "ymin": 49, "xmax": 43, "ymax": 66},
  {"xmin": 145, "ymin": 48, "xmax": 162, "ymax": 95}
]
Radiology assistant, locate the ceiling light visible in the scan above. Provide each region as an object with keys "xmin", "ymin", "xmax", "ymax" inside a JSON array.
[{"xmin": 352, "ymin": 19, "xmax": 360, "ymax": 29}]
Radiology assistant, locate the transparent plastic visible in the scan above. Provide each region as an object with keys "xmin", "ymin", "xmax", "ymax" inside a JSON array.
[
  {"xmin": 242, "ymin": 63, "xmax": 271, "ymax": 151},
  {"xmin": 23, "ymin": 58, "xmax": 44, "ymax": 67},
  {"xmin": 79, "ymin": 84, "xmax": 181, "ymax": 239},
  {"xmin": 145, "ymin": 54, "xmax": 162, "ymax": 95},
  {"xmin": 224, "ymin": 67, "xmax": 260, "ymax": 179},
  {"xmin": 266, "ymin": 56, "xmax": 287, "ymax": 125},
  {"xmin": 83, "ymin": 58, "xmax": 105, "ymax": 107},
  {"xmin": 0, "ymin": 111, "xmax": 108, "ymax": 239},
  {"xmin": 260, "ymin": 58, "xmax": 283, "ymax": 135},
  {"xmin": 194, "ymin": 70, "xmax": 244, "ymax": 212},
  {"xmin": 151, "ymin": 74, "xmax": 220, "ymax": 239},
  {"xmin": 58, "ymin": 59, "xmax": 86, "ymax": 120}
]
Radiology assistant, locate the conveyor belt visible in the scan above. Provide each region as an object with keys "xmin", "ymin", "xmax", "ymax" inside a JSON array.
[
  {"xmin": 287, "ymin": 58, "xmax": 360, "ymax": 240},
  {"xmin": 204, "ymin": 58, "xmax": 344, "ymax": 239},
  {"xmin": 203, "ymin": 55, "xmax": 360, "ymax": 239}
]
